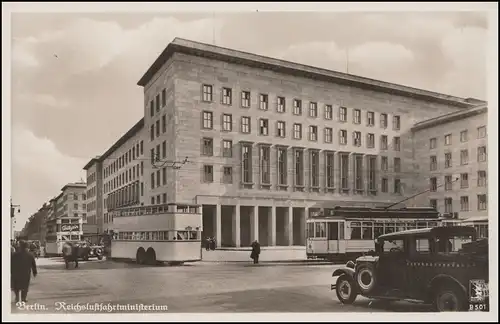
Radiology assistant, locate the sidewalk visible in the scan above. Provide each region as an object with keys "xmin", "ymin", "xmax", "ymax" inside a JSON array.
[{"xmin": 201, "ymin": 246, "xmax": 309, "ymax": 263}]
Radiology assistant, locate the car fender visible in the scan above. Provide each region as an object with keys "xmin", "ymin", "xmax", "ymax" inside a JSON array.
[
  {"xmin": 428, "ymin": 274, "xmax": 467, "ymax": 296},
  {"xmin": 332, "ymin": 267, "xmax": 355, "ymax": 278}
]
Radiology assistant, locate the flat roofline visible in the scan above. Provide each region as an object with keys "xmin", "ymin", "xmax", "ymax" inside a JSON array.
[
  {"xmin": 83, "ymin": 157, "xmax": 100, "ymax": 170},
  {"xmin": 137, "ymin": 38, "xmax": 481, "ymax": 108},
  {"xmin": 412, "ymin": 105, "xmax": 487, "ymax": 131},
  {"xmin": 60, "ymin": 183, "xmax": 87, "ymax": 192}
]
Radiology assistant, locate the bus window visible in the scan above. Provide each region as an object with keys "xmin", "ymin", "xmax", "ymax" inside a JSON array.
[
  {"xmin": 177, "ymin": 231, "xmax": 188, "ymax": 240},
  {"xmin": 190, "ymin": 231, "xmax": 199, "ymax": 240},
  {"xmin": 158, "ymin": 231, "xmax": 164, "ymax": 241},
  {"xmin": 307, "ymin": 223, "xmax": 315, "ymax": 238},
  {"xmin": 315, "ymin": 222, "xmax": 326, "ymax": 238},
  {"xmin": 396, "ymin": 223, "xmax": 406, "ymax": 232},
  {"xmin": 339, "ymin": 223, "xmax": 345, "ymax": 240},
  {"xmin": 428, "ymin": 222, "xmax": 438, "ymax": 228},
  {"xmin": 350, "ymin": 222, "xmax": 361, "ymax": 239},
  {"xmin": 385, "ymin": 223, "xmax": 395, "ymax": 234},
  {"xmin": 417, "ymin": 222, "xmax": 427, "ymax": 229},
  {"xmin": 152, "ymin": 231, "xmax": 158, "ymax": 241},
  {"xmin": 362, "ymin": 222, "xmax": 373, "ymax": 240},
  {"xmin": 407, "ymin": 223, "xmax": 417, "ymax": 230},
  {"xmin": 327, "ymin": 222, "xmax": 339, "ymax": 240},
  {"xmin": 374, "ymin": 223, "xmax": 384, "ymax": 238}
]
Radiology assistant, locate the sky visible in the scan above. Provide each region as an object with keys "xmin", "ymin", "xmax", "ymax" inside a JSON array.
[{"xmin": 6, "ymin": 6, "xmax": 492, "ymax": 230}]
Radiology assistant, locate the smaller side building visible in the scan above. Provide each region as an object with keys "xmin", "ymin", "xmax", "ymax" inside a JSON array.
[{"xmin": 411, "ymin": 105, "xmax": 488, "ymax": 220}]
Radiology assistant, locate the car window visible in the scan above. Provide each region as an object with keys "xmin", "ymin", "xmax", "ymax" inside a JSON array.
[
  {"xmin": 433, "ymin": 235, "xmax": 474, "ymax": 254},
  {"xmin": 416, "ymin": 238, "xmax": 430, "ymax": 253},
  {"xmin": 380, "ymin": 239, "xmax": 405, "ymax": 253}
]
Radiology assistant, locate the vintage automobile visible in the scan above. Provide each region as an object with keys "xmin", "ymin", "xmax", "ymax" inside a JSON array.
[
  {"xmin": 331, "ymin": 226, "xmax": 489, "ymax": 312},
  {"xmin": 75, "ymin": 242, "xmax": 105, "ymax": 261}
]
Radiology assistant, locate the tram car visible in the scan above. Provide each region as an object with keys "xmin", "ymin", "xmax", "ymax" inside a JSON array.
[{"xmin": 306, "ymin": 206, "xmax": 441, "ymax": 262}]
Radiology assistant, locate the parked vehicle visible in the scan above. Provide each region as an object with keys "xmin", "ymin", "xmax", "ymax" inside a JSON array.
[
  {"xmin": 331, "ymin": 226, "xmax": 489, "ymax": 312},
  {"xmin": 72, "ymin": 242, "xmax": 105, "ymax": 261}
]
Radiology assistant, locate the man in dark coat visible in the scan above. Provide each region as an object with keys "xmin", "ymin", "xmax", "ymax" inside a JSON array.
[
  {"xmin": 62, "ymin": 242, "xmax": 79, "ymax": 269},
  {"xmin": 11, "ymin": 240, "xmax": 37, "ymax": 303},
  {"xmin": 250, "ymin": 240, "xmax": 261, "ymax": 264}
]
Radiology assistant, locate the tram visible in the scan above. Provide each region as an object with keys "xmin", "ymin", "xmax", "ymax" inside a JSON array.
[
  {"xmin": 461, "ymin": 216, "xmax": 488, "ymax": 239},
  {"xmin": 306, "ymin": 206, "xmax": 441, "ymax": 262},
  {"xmin": 109, "ymin": 203, "xmax": 203, "ymax": 265}
]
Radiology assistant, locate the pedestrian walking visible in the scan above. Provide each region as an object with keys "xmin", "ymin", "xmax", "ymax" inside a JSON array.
[
  {"xmin": 62, "ymin": 242, "xmax": 79, "ymax": 269},
  {"xmin": 250, "ymin": 240, "xmax": 261, "ymax": 264},
  {"xmin": 11, "ymin": 240, "xmax": 38, "ymax": 303},
  {"xmin": 210, "ymin": 237, "xmax": 216, "ymax": 250},
  {"xmin": 205, "ymin": 237, "xmax": 211, "ymax": 251}
]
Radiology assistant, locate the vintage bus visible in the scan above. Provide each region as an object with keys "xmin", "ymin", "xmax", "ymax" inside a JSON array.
[
  {"xmin": 109, "ymin": 203, "xmax": 203, "ymax": 265},
  {"xmin": 306, "ymin": 206, "xmax": 441, "ymax": 262},
  {"xmin": 45, "ymin": 220, "xmax": 83, "ymax": 256},
  {"xmin": 461, "ymin": 216, "xmax": 488, "ymax": 239}
]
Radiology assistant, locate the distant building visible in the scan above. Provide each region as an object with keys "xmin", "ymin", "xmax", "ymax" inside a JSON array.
[{"xmin": 412, "ymin": 105, "xmax": 488, "ymax": 220}]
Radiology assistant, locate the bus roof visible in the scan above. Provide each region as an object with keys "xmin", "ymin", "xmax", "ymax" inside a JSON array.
[
  {"xmin": 312, "ymin": 206, "xmax": 439, "ymax": 219},
  {"xmin": 378, "ymin": 226, "xmax": 476, "ymax": 241}
]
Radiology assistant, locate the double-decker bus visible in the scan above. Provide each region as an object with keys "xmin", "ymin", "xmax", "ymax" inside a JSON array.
[
  {"xmin": 109, "ymin": 203, "xmax": 203, "ymax": 266},
  {"xmin": 306, "ymin": 206, "xmax": 440, "ymax": 262},
  {"xmin": 45, "ymin": 219, "xmax": 83, "ymax": 256}
]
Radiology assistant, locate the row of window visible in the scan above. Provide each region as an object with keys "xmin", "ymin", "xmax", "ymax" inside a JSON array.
[
  {"xmin": 114, "ymin": 230, "xmax": 200, "ymax": 241},
  {"xmin": 429, "ymin": 146, "xmax": 487, "ymax": 170},
  {"xmin": 201, "ymin": 111, "xmax": 402, "ymax": 149},
  {"xmin": 103, "ymin": 140, "xmax": 144, "ymax": 179},
  {"xmin": 149, "ymin": 88, "xmax": 167, "ymax": 117},
  {"xmin": 106, "ymin": 181, "xmax": 142, "ymax": 211},
  {"xmin": 86, "ymin": 186, "xmax": 97, "ymax": 200},
  {"xmin": 86, "ymin": 201, "xmax": 96, "ymax": 212},
  {"xmin": 87, "ymin": 172, "xmax": 96, "ymax": 185},
  {"xmin": 150, "ymin": 167, "xmax": 168, "ymax": 189},
  {"xmin": 150, "ymin": 114, "xmax": 167, "ymax": 141},
  {"xmin": 150, "ymin": 141, "xmax": 167, "ymax": 163},
  {"xmin": 104, "ymin": 162, "xmax": 144, "ymax": 194},
  {"xmin": 430, "ymin": 195, "xmax": 488, "ymax": 213},
  {"xmin": 68, "ymin": 193, "xmax": 86, "ymax": 201},
  {"xmin": 201, "ymin": 84, "xmax": 402, "ymax": 129},
  {"xmin": 202, "ymin": 149, "xmax": 403, "ymax": 194},
  {"xmin": 429, "ymin": 171, "xmax": 487, "ymax": 191},
  {"xmin": 430, "ymin": 126, "xmax": 487, "ymax": 149},
  {"xmin": 151, "ymin": 193, "xmax": 168, "ymax": 206}
]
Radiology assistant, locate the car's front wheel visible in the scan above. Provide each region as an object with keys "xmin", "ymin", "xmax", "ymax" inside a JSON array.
[
  {"xmin": 336, "ymin": 275, "xmax": 358, "ymax": 305},
  {"xmin": 434, "ymin": 285, "xmax": 467, "ymax": 312}
]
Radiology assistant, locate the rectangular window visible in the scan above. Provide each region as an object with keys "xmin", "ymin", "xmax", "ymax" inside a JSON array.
[
  {"xmin": 324, "ymin": 127, "xmax": 333, "ymax": 143},
  {"xmin": 310, "ymin": 150, "xmax": 320, "ymax": 188},
  {"xmin": 444, "ymin": 134, "xmax": 452, "ymax": 145},
  {"xmin": 294, "ymin": 149, "xmax": 304, "ymax": 187},
  {"xmin": 150, "ymin": 100, "xmax": 154, "ymax": 117},
  {"xmin": 445, "ymin": 197, "xmax": 453, "ymax": 213},
  {"xmin": 309, "ymin": 126, "xmax": 318, "ymax": 141},
  {"xmin": 222, "ymin": 140, "xmax": 233, "ymax": 158},
  {"xmin": 430, "ymin": 138, "xmax": 437, "ymax": 149},
  {"xmin": 162, "ymin": 140, "xmax": 166, "ymax": 158},
  {"xmin": 156, "ymin": 94, "xmax": 160, "ymax": 112},
  {"xmin": 259, "ymin": 119, "xmax": 269, "ymax": 136},
  {"xmin": 381, "ymin": 178, "xmax": 388, "ymax": 193},
  {"xmin": 222, "ymin": 114, "xmax": 233, "ymax": 132},
  {"xmin": 477, "ymin": 146, "xmax": 487, "ymax": 162},
  {"xmin": 161, "ymin": 89, "xmax": 166, "ymax": 107},
  {"xmin": 381, "ymin": 156, "xmax": 388, "ymax": 171},
  {"xmin": 460, "ymin": 173, "xmax": 469, "ymax": 189},
  {"xmin": 353, "ymin": 131, "xmax": 361, "ymax": 147},
  {"xmin": 460, "ymin": 149, "xmax": 469, "ymax": 165},
  {"xmin": 380, "ymin": 113, "xmax": 388, "ymax": 128},
  {"xmin": 203, "ymin": 165, "xmax": 214, "ymax": 183},
  {"xmin": 259, "ymin": 94, "xmax": 268, "ymax": 110},
  {"xmin": 150, "ymin": 125, "xmax": 154, "ymax": 141},
  {"xmin": 460, "ymin": 196, "xmax": 469, "ymax": 211},
  {"xmin": 162, "ymin": 193, "xmax": 167, "ymax": 204},
  {"xmin": 162, "ymin": 115, "xmax": 166, "ymax": 133},
  {"xmin": 222, "ymin": 87, "xmax": 232, "ymax": 105},
  {"xmin": 150, "ymin": 148, "xmax": 155, "ymax": 163},
  {"xmin": 162, "ymin": 167, "xmax": 167, "ymax": 185},
  {"xmin": 156, "ymin": 170, "xmax": 160, "ymax": 188},
  {"xmin": 477, "ymin": 126, "xmax": 487, "ymax": 138},
  {"xmin": 394, "ymin": 157, "xmax": 401, "ymax": 173},
  {"xmin": 339, "ymin": 130, "xmax": 347, "ymax": 145},
  {"xmin": 367, "ymin": 133, "xmax": 375, "ymax": 148},
  {"xmin": 277, "ymin": 147, "xmax": 287, "ymax": 186},
  {"xmin": 340, "ymin": 153, "xmax": 349, "ymax": 191},
  {"xmin": 380, "ymin": 135, "xmax": 388, "ymax": 150},
  {"xmin": 394, "ymin": 179, "xmax": 401, "ymax": 194},
  {"xmin": 259, "ymin": 146, "xmax": 271, "ymax": 185},
  {"xmin": 445, "ymin": 152, "xmax": 452, "ymax": 168},
  {"xmin": 353, "ymin": 109, "xmax": 361, "ymax": 124},
  {"xmin": 293, "ymin": 99, "xmax": 302, "ymax": 115},
  {"xmin": 202, "ymin": 111, "xmax": 213, "ymax": 129},
  {"xmin": 477, "ymin": 171, "xmax": 487, "ymax": 187},
  {"xmin": 393, "ymin": 137, "xmax": 401, "ymax": 151},
  {"xmin": 241, "ymin": 116, "xmax": 251, "ymax": 134},
  {"xmin": 477, "ymin": 194, "xmax": 487, "ymax": 210},
  {"xmin": 202, "ymin": 138, "xmax": 213, "ymax": 156},
  {"xmin": 241, "ymin": 144, "xmax": 253, "ymax": 184},
  {"xmin": 202, "ymin": 84, "xmax": 213, "ymax": 102},
  {"xmin": 293, "ymin": 123, "xmax": 302, "ymax": 140},
  {"xmin": 430, "ymin": 156, "xmax": 437, "ymax": 171},
  {"xmin": 241, "ymin": 90, "xmax": 250, "ymax": 108},
  {"xmin": 445, "ymin": 175, "xmax": 453, "ymax": 191},
  {"xmin": 368, "ymin": 156, "xmax": 377, "ymax": 193},
  {"xmin": 354, "ymin": 155, "xmax": 363, "ymax": 192},
  {"xmin": 324, "ymin": 105, "xmax": 333, "ymax": 120},
  {"xmin": 150, "ymin": 172, "xmax": 155, "ymax": 189},
  {"xmin": 309, "ymin": 102, "xmax": 318, "ymax": 118},
  {"xmin": 339, "ymin": 106, "xmax": 347, "ymax": 122},
  {"xmin": 367, "ymin": 111, "xmax": 375, "ymax": 126},
  {"xmin": 276, "ymin": 121, "xmax": 286, "ymax": 138},
  {"xmin": 429, "ymin": 199, "xmax": 437, "ymax": 209},
  {"xmin": 460, "ymin": 130, "xmax": 468, "ymax": 142},
  {"xmin": 222, "ymin": 166, "xmax": 233, "ymax": 184},
  {"xmin": 325, "ymin": 152, "xmax": 335, "ymax": 189},
  {"xmin": 277, "ymin": 96, "xmax": 286, "ymax": 113},
  {"xmin": 393, "ymin": 115, "xmax": 401, "ymax": 130},
  {"xmin": 430, "ymin": 177, "xmax": 437, "ymax": 192}
]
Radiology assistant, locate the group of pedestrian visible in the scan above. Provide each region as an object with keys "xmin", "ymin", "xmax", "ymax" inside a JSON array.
[
  {"xmin": 204, "ymin": 237, "xmax": 217, "ymax": 251},
  {"xmin": 11, "ymin": 240, "xmax": 38, "ymax": 303}
]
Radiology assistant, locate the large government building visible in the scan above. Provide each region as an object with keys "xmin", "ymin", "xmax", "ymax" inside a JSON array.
[{"xmin": 83, "ymin": 38, "xmax": 487, "ymax": 248}]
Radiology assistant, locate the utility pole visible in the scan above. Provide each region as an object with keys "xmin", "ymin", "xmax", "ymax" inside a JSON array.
[{"xmin": 10, "ymin": 198, "xmax": 21, "ymax": 239}]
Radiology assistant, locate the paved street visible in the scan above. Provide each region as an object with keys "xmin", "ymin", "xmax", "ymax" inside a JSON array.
[{"xmin": 11, "ymin": 258, "xmax": 431, "ymax": 313}]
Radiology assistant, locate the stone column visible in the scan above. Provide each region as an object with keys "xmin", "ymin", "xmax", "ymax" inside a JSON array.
[
  {"xmin": 268, "ymin": 206, "xmax": 276, "ymax": 246},
  {"xmin": 215, "ymin": 204, "xmax": 222, "ymax": 248},
  {"xmin": 232, "ymin": 204, "xmax": 241, "ymax": 247},
  {"xmin": 250, "ymin": 206, "xmax": 259, "ymax": 242},
  {"xmin": 286, "ymin": 206, "xmax": 294, "ymax": 246}
]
